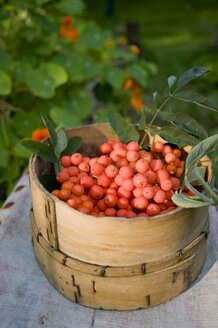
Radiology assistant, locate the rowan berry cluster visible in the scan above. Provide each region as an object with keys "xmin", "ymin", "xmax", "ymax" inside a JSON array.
[{"xmin": 51, "ymin": 140, "xmax": 185, "ymax": 218}]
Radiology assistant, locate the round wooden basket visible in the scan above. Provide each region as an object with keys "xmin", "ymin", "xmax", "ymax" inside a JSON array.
[{"xmin": 29, "ymin": 123, "xmax": 211, "ymax": 310}]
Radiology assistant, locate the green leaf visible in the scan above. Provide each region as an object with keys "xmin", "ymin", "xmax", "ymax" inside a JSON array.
[
  {"xmin": 167, "ymin": 75, "xmax": 176, "ymax": 89},
  {"xmin": 126, "ymin": 63, "xmax": 148, "ymax": 88},
  {"xmin": 80, "ymin": 25, "xmax": 112, "ymax": 49},
  {"xmin": 107, "ymin": 107, "xmax": 139, "ymax": 143},
  {"xmin": 40, "ymin": 63, "xmax": 68, "ymax": 87},
  {"xmin": 184, "ymin": 176, "xmax": 212, "ymax": 202},
  {"xmin": 41, "ymin": 114, "xmax": 66, "ymax": 158},
  {"xmin": 13, "ymin": 62, "xmax": 32, "ymax": 83},
  {"xmin": 152, "ymin": 91, "xmax": 158, "ymax": 106},
  {"xmin": 41, "ymin": 113, "xmax": 58, "ymax": 150},
  {"xmin": 13, "ymin": 142, "xmax": 31, "ymax": 159},
  {"xmin": 20, "ymin": 139, "xmax": 57, "ymax": 162},
  {"xmin": 0, "ymin": 70, "xmax": 12, "ymax": 95},
  {"xmin": 174, "ymin": 91, "xmax": 218, "ymax": 112},
  {"xmin": 26, "ymin": 67, "xmax": 55, "ymax": 99},
  {"xmin": 177, "ymin": 67, "xmax": 210, "ymax": 87},
  {"xmin": 172, "ymin": 192, "xmax": 213, "ymax": 208},
  {"xmin": 61, "ymin": 136, "xmax": 82, "ymax": 156},
  {"xmin": 0, "ymin": 146, "xmax": 9, "ymax": 167},
  {"xmin": 185, "ymin": 134, "xmax": 218, "ymax": 172},
  {"xmin": 187, "ymin": 166, "xmax": 206, "ymax": 185},
  {"xmin": 0, "ymin": 49, "xmax": 14, "ymax": 73},
  {"xmin": 56, "ymin": 0, "xmax": 85, "ymax": 15},
  {"xmin": 53, "ymin": 53, "xmax": 84, "ymax": 82},
  {"xmin": 138, "ymin": 108, "xmax": 146, "ymax": 130},
  {"xmin": 101, "ymin": 64, "xmax": 125, "ymax": 90},
  {"xmin": 153, "ymin": 126, "xmax": 199, "ymax": 147},
  {"xmin": 159, "ymin": 111, "xmax": 208, "ymax": 139},
  {"xmin": 56, "ymin": 129, "xmax": 68, "ymax": 156}
]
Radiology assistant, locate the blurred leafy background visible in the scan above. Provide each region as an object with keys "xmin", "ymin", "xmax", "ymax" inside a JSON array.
[{"xmin": 0, "ymin": 0, "xmax": 218, "ymax": 205}]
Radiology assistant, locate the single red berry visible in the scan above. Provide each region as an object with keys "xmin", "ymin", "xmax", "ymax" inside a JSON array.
[
  {"xmin": 90, "ymin": 163, "xmax": 105, "ymax": 177},
  {"xmin": 160, "ymin": 179, "xmax": 172, "ymax": 192},
  {"xmin": 51, "ymin": 190, "xmax": 59, "ymax": 198},
  {"xmin": 72, "ymin": 184, "xmax": 84, "ymax": 196},
  {"xmin": 78, "ymin": 162, "xmax": 90, "ymax": 173},
  {"xmin": 151, "ymin": 141, "xmax": 164, "ymax": 153},
  {"xmin": 117, "ymin": 197, "xmax": 129, "ymax": 209},
  {"xmin": 173, "ymin": 149, "xmax": 181, "ymax": 158},
  {"xmin": 90, "ymin": 185, "xmax": 104, "ymax": 199},
  {"xmin": 68, "ymin": 166, "xmax": 79, "ymax": 177},
  {"xmin": 105, "ymin": 165, "xmax": 119, "ymax": 178},
  {"xmin": 98, "ymin": 155, "xmax": 110, "ymax": 166},
  {"xmin": 144, "ymin": 170, "xmax": 156, "ymax": 184},
  {"xmin": 127, "ymin": 141, "xmax": 140, "ymax": 151},
  {"xmin": 154, "ymin": 190, "xmax": 166, "ymax": 203},
  {"xmin": 56, "ymin": 171, "xmax": 70, "ymax": 184},
  {"xmin": 162, "ymin": 145, "xmax": 172, "ymax": 156},
  {"xmin": 104, "ymin": 193, "xmax": 118, "ymax": 207},
  {"xmin": 133, "ymin": 173, "xmax": 147, "ymax": 188},
  {"xmin": 122, "ymin": 179, "xmax": 134, "ymax": 191},
  {"xmin": 99, "ymin": 143, "xmax": 112, "ymax": 154},
  {"xmin": 126, "ymin": 211, "xmax": 137, "ymax": 218},
  {"xmin": 89, "ymin": 157, "xmax": 99, "ymax": 166},
  {"xmin": 60, "ymin": 156, "xmax": 71, "ymax": 168},
  {"xmin": 135, "ymin": 159, "xmax": 149, "ymax": 173},
  {"xmin": 105, "ymin": 208, "xmax": 117, "ymax": 217},
  {"xmin": 150, "ymin": 159, "xmax": 163, "ymax": 172},
  {"xmin": 117, "ymin": 209, "xmax": 128, "ymax": 217},
  {"xmin": 97, "ymin": 199, "xmax": 107, "ymax": 211},
  {"xmin": 97, "ymin": 174, "xmax": 111, "ymax": 187},
  {"xmin": 119, "ymin": 166, "xmax": 133, "ymax": 179},
  {"xmin": 126, "ymin": 150, "xmax": 139, "ymax": 162},
  {"xmin": 117, "ymin": 187, "xmax": 132, "ymax": 199},
  {"xmin": 133, "ymin": 187, "xmax": 143, "ymax": 198},
  {"xmin": 132, "ymin": 196, "xmax": 148, "ymax": 210},
  {"xmin": 170, "ymin": 177, "xmax": 180, "ymax": 190},
  {"xmin": 61, "ymin": 181, "xmax": 73, "ymax": 191},
  {"xmin": 137, "ymin": 212, "xmax": 149, "ymax": 217},
  {"xmin": 59, "ymin": 189, "xmax": 71, "ymax": 200},
  {"xmin": 71, "ymin": 153, "xmax": 83, "ymax": 165},
  {"xmin": 156, "ymin": 169, "xmax": 169, "ymax": 184},
  {"xmin": 165, "ymin": 153, "xmax": 176, "ymax": 164},
  {"xmin": 146, "ymin": 203, "xmax": 160, "ymax": 216},
  {"xmin": 142, "ymin": 186, "xmax": 154, "ymax": 200}
]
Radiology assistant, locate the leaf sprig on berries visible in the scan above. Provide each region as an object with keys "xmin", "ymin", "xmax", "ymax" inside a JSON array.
[
  {"xmin": 107, "ymin": 67, "xmax": 218, "ymax": 208},
  {"xmin": 20, "ymin": 114, "xmax": 82, "ymax": 174}
]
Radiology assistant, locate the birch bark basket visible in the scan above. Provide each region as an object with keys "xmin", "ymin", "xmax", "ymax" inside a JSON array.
[{"xmin": 29, "ymin": 123, "xmax": 211, "ymax": 310}]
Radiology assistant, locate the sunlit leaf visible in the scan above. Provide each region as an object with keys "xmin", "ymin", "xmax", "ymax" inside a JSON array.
[
  {"xmin": 174, "ymin": 91, "xmax": 218, "ymax": 112},
  {"xmin": 153, "ymin": 126, "xmax": 198, "ymax": 147},
  {"xmin": 107, "ymin": 107, "xmax": 139, "ymax": 143},
  {"xmin": 61, "ymin": 136, "xmax": 82, "ymax": 156},
  {"xmin": 167, "ymin": 75, "xmax": 176, "ymax": 89},
  {"xmin": 177, "ymin": 67, "xmax": 210, "ymax": 87},
  {"xmin": 172, "ymin": 192, "xmax": 213, "ymax": 208},
  {"xmin": 159, "ymin": 110, "xmax": 208, "ymax": 139},
  {"xmin": 20, "ymin": 139, "xmax": 57, "ymax": 162},
  {"xmin": 185, "ymin": 134, "xmax": 218, "ymax": 172}
]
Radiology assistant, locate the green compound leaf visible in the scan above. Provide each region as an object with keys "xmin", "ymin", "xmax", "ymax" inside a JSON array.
[
  {"xmin": 174, "ymin": 91, "xmax": 218, "ymax": 112},
  {"xmin": 0, "ymin": 70, "xmax": 12, "ymax": 95},
  {"xmin": 101, "ymin": 64, "xmax": 125, "ymax": 90},
  {"xmin": 107, "ymin": 107, "xmax": 139, "ymax": 143},
  {"xmin": 168, "ymin": 75, "xmax": 177, "ymax": 89},
  {"xmin": 177, "ymin": 67, "xmax": 210, "ymax": 87},
  {"xmin": 185, "ymin": 134, "xmax": 218, "ymax": 172},
  {"xmin": 20, "ymin": 139, "xmax": 57, "ymax": 162},
  {"xmin": 159, "ymin": 110, "xmax": 208, "ymax": 139},
  {"xmin": 56, "ymin": 0, "xmax": 85, "ymax": 15},
  {"xmin": 61, "ymin": 136, "xmax": 82, "ymax": 156},
  {"xmin": 40, "ymin": 63, "xmax": 68, "ymax": 87},
  {"xmin": 153, "ymin": 126, "xmax": 199, "ymax": 147},
  {"xmin": 172, "ymin": 192, "xmax": 213, "ymax": 208}
]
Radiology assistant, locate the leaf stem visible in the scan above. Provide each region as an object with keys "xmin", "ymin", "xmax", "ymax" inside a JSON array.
[{"xmin": 139, "ymin": 87, "xmax": 180, "ymax": 147}]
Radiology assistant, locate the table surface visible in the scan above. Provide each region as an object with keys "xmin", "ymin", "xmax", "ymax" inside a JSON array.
[{"xmin": 0, "ymin": 172, "xmax": 218, "ymax": 328}]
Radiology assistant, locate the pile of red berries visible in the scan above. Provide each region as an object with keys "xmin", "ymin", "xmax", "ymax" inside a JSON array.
[{"xmin": 51, "ymin": 140, "xmax": 185, "ymax": 218}]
